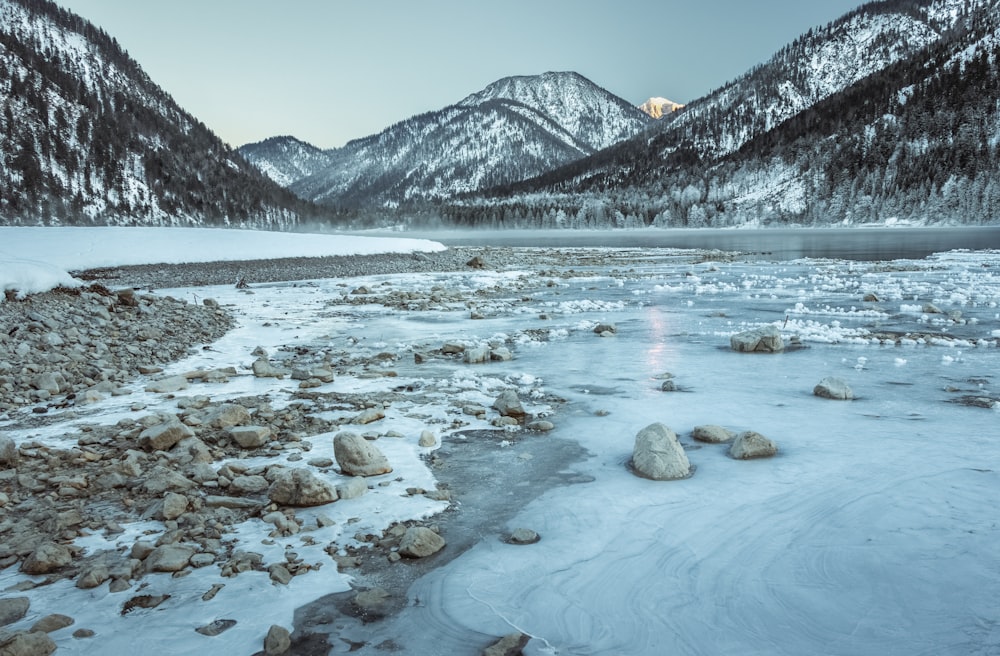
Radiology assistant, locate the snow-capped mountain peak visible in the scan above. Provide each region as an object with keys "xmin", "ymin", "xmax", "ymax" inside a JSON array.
[{"xmin": 638, "ymin": 97, "xmax": 684, "ymax": 119}]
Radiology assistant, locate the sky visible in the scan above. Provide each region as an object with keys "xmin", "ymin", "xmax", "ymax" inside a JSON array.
[{"xmin": 55, "ymin": 0, "xmax": 863, "ymax": 150}]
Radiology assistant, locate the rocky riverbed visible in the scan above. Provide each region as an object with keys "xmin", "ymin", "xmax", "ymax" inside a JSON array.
[{"xmin": 2, "ymin": 246, "xmax": 676, "ymax": 655}]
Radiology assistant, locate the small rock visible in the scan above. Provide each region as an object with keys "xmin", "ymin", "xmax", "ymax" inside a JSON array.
[
  {"xmin": 482, "ymin": 633, "xmax": 531, "ymax": 656},
  {"xmin": 418, "ymin": 430, "xmax": 437, "ymax": 447},
  {"xmin": 398, "ymin": 526, "xmax": 446, "ymax": 558},
  {"xmin": 144, "ymin": 544, "xmax": 195, "ymax": 572},
  {"xmin": 161, "ymin": 492, "xmax": 188, "ymax": 520},
  {"xmin": 508, "ymin": 528, "xmax": 540, "ymax": 545},
  {"xmin": 730, "ymin": 431, "xmax": 778, "ymax": 459},
  {"xmin": 138, "ymin": 421, "xmax": 194, "ymax": 452},
  {"xmin": 21, "ymin": 543, "xmax": 72, "ymax": 574},
  {"xmin": 0, "ymin": 597, "xmax": 29, "ymax": 627},
  {"xmin": 229, "ymin": 425, "xmax": 271, "ymax": 448},
  {"xmin": 691, "ymin": 425, "xmax": 735, "ymax": 444},
  {"xmin": 72, "ymin": 629, "xmax": 95, "ymax": 639},
  {"xmin": 631, "ymin": 423, "xmax": 691, "ymax": 481},
  {"xmin": 353, "ymin": 408, "xmax": 385, "ymax": 425},
  {"xmin": 268, "ymin": 468, "xmax": 338, "ymax": 506},
  {"xmin": 268, "ymin": 564, "xmax": 293, "ymax": 585},
  {"xmin": 813, "ymin": 377, "xmax": 854, "ymax": 400},
  {"xmin": 593, "ymin": 323, "xmax": 617, "ymax": 335},
  {"xmin": 493, "ymin": 390, "xmax": 525, "ymax": 419},
  {"xmin": 195, "ymin": 619, "xmax": 236, "ymax": 636},
  {"xmin": 490, "ymin": 347, "xmax": 513, "ymax": 361},
  {"xmin": 730, "ymin": 326, "xmax": 784, "ymax": 353},
  {"xmin": 526, "ymin": 420, "xmax": 554, "ymax": 432},
  {"xmin": 463, "ymin": 347, "xmax": 490, "ymax": 364},
  {"xmin": 335, "ymin": 477, "xmax": 368, "ymax": 500},
  {"xmin": 466, "ymin": 255, "xmax": 488, "ymax": 269},
  {"xmin": 264, "ymin": 625, "xmax": 291, "ymax": 655},
  {"xmin": 30, "ymin": 614, "xmax": 74, "ymax": 633},
  {"xmin": 0, "ymin": 632, "xmax": 56, "ymax": 656},
  {"xmin": 660, "ymin": 379, "xmax": 678, "ymax": 392},
  {"xmin": 0, "ymin": 437, "xmax": 17, "ymax": 468},
  {"xmin": 144, "ymin": 376, "xmax": 189, "ymax": 394},
  {"xmin": 334, "ymin": 432, "xmax": 392, "ymax": 477}
]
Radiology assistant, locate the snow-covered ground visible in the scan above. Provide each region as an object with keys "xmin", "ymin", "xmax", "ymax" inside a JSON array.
[
  {"xmin": 2, "ymin": 228, "xmax": 999, "ymax": 655},
  {"xmin": 0, "ymin": 227, "xmax": 446, "ymax": 297}
]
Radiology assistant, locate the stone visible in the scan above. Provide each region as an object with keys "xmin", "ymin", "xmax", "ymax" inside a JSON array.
[
  {"xmin": 923, "ymin": 303, "xmax": 943, "ymax": 314},
  {"xmin": 493, "ymin": 390, "xmax": 525, "ymax": 419},
  {"xmin": 441, "ymin": 342, "xmax": 465, "ymax": 354},
  {"xmin": 863, "ymin": 293, "xmax": 880, "ymax": 302},
  {"xmin": 203, "ymin": 495, "xmax": 264, "ymax": 510},
  {"xmin": 161, "ymin": 492, "xmax": 188, "ymax": 520},
  {"xmin": 0, "ymin": 438, "xmax": 17, "ymax": 468},
  {"xmin": 463, "ymin": 347, "xmax": 490, "ymax": 364},
  {"xmin": 252, "ymin": 358, "xmax": 287, "ymax": 378},
  {"xmin": 142, "ymin": 466, "xmax": 195, "ymax": 494},
  {"xmin": 593, "ymin": 323, "xmax": 617, "ymax": 335},
  {"xmin": 230, "ymin": 475, "xmax": 270, "ymax": 495},
  {"xmin": 692, "ymin": 425, "xmax": 735, "ymax": 444},
  {"xmin": 229, "ymin": 425, "xmax": 271, "ymax": 448},
  {"xmin": 398, "ymin": 526, "xmax": 446, "ymax": 558},
  {"xmin": 489, "ymin": 347, "xmax": 513, "ymax": 362},
  {"xmin": 75, "ymin": 564, "xmax": 111, "ymax": 589},
  {"xmin": 32, "ymin": 372, "xmax": 63, "ymax": 395},
  {"xmin": 195, "ymin": 619, "xmax": 236, "ymax": 636},
  {"xmin": 334, "ymin": 432, "xmax": 392, "ymax": 477},
  {"xmin": 206, "ymin": 403, "xmax": 251, "ymax": 428},
  {"xmin": 30, "ymin": 614, "xmax": 74, "ymax": 633},
  {"xmin": 353, "ymin": 587, "xmax": 390, "ymax": 611},
  {"xmin": 465, "ymin": 255, "xmax": 487, "ymax": 269},
  {"xmin": 21, "ymin": 542, "xmax": 73, "ymax": 574},
  {"xmin": 138, "ymin": 421, "xmax": 194, "ymax": 452},
  {"xmin": 144, "ymin": 376, "xmax": 189, "ymax": 394},
  {"xmin": 660, "ymin": 379, "xmax": 678, "ymax": 392},
  {"xmin": 0, "ymin": 631, "xmax": 57, "ymax": 656},
  {"xmin": 353, "ymin": 408, "xmax": 385, "ymax": 425},
  {"xmin": 268, "ymin": 564, "xmax": 293, "ymax": 585},
  {"xmin": 526, "ymin": 420, "xmax": 554, "ymax": 432},
  {"xmin": 418, "ymin": 430, "xmax": 437, "ymax": 447},
  {"xmin": 335, "ymin": 477, "xmax": 368, "ymax": 500},
  {"xmin": 814, "ymin": 377, "xmax": 854, "ymax": 400},
  {"xmin": 730, "ymin": 326, "xmax": 784, "ymax": 353},
  {"xmin": 144, "ymin": 544, "xmax": 195, "ymax": 572},
  {"xmin": 509, "ymin": 528, "xmax": 540, "ymax": 545},
  {"xmin": 631, "ymin": 423, "xmax": 691, "ymax": 481},
  {"xmin": 730, "ymin": 431, "xmax": 778, "ymax": 459},
  {"xmin": 72, "ymin": 629, "xmax": 95, "ymax": 639},
  {"xmin": 268, "ymin": 469, "xmax": 338, "ymax": 507},
  {"xmin": 0, "ymin": 598, "xmax": 29, "ymax": 627},
  {"xmin": 264, "ymin": 625, "xmax": 291, "ymax": 655},
  {"xmin": 482, "ymin": 633, "xmax": 531, "ymax": 656}
]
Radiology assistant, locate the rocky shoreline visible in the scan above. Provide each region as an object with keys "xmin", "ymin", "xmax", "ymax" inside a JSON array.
[{"xmin": 0, "ymin": 247, "xmax": 635, "ymax": 655}]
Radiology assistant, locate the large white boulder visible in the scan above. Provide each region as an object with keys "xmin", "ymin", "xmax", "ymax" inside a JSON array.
[{"xmin": 631, "ymin": 423, "xmax": 691, "ymax": 480}]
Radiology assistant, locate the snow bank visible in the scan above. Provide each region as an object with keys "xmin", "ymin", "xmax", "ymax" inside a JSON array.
[{"xmin": 0, "ymin": 227, "xmax": 446, "ymax": 299}]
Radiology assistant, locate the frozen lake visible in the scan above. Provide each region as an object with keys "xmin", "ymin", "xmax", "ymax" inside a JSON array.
[{"xmin": 4, "ymin": 240, "xmax": 999, "ymax": 655}]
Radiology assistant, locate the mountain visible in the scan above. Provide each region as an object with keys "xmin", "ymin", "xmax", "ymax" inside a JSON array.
[
  {"xmin": 638, "ymin": 97, "xmax": 684, "ymax": 119},
  {"xmin": 238, "ymin": 136, "xmax": 334, "ymax": 188},
  {"xmin": 443, "ymin": 0, "xmax": 1000, "ymax": 229},
  {"xmin": 0, "ymin": 0, "xmax": 322, "ymax": 227},
  {"xmin": 239, "ymin": 71, "xmax": 652, "ymax": 209}
]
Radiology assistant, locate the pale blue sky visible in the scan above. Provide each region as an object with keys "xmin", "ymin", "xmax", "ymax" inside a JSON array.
[{"xmin": 57, "ymin": 0, "xmax": 862, "ymax": 149}]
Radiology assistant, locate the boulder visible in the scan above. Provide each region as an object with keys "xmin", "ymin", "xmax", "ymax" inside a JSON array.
[
  {"xmin": 138, "ymin": 421, "xmax": 194, "ymax": 452},
  {"xmin": 268, "ymin": 469, "xmax": 338, "ymax": 507},
  {"xmin": 264, "ymin": 625, "xmax": 291, "ymax": 655},
  {"xmin": 418, "ymin": 430, "xmax": 437, "ymax": 447},
  {"xmin": 463, "ymin": 347, "xmax": 491, "ymax": 364},
  {"xmin": 593, "ymin": 323, "xmax": 617, "ymax": 336},
  {"xmin": 0, "ymin": 631, "xmax": 57, "ymax": 656},
  {"xmin": 482, "ymin": 633, "xmax": 531, "ymax": 656},
  {"xmin": 161, "ymin": 492, "xmax": 189, "ymax": 520},
  {"xmin": 252, "ymin": 359, "xmax": 287, "ymax": 378},
  {"xmin": 729, "ymin": 431, "xmax": 778, "ymax": 459},
  {"xmin": 490, "ymin": 347, "xmax": 513, "ymax": 361},
  {"xmin": 493, "ymin": 390, "xmax": 525, "ymax": 419},
  {"xmin": 692, "ymin": 425, "xmax": 735, "ymax": 444},
  {"xmin": 631, "ymin": 423, "xmax": 691, "ymax": 481},
  {"xmin": 509, "ymin": 528, "xmax": 540, "ymax": 545},
  {"xmin": 230, "ymin": 474, "xmax": 271, "ymax": 495},
  {"xmin": 21, "ymin": 542, "xmax": 72, "ymax": 574},
  {"xmin": 398, "ymin": 526, "xmax": 445, "ymax": 558},
  {"xmin": 229, "ymin": 425, "xmax": 271, "ymax": 448},
  {"xmin": 144, "ymin": 544, "xmax": 195, "ymax": 572},
  {"xmin": 335, "ymin": 477, "xmax": 368, "ymax": 500},
  {"xmin": 144, "ymin": 376, "xmax": 189, "ymax": 394},
  {"xmin": 206, "ymin": 403, "xmax": 251, "ymax": 428},
  {"xmin": 730, "ymin": 326, "xmax": 784, "ymax": 353},
  {"xmin": 30, "ymin": 614, "xmax": 74, "ymax": 633},
  {"xmin": 333, "ymin": 432, "xmax": 392, "ymax": 477},
  {"xmin": 814, "ymin": 377, "xmax": 854, "ymax": 400},
  {"xmin": 353, "ymin": 408, "xmax": 385, "ymax": 425},
  {"xmin": 0, "ymin": 597, "xmax": 29, "ymax": 627}
]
